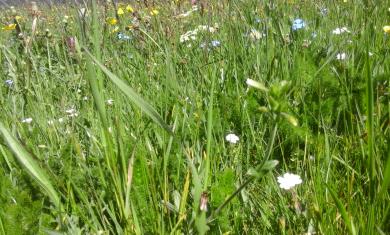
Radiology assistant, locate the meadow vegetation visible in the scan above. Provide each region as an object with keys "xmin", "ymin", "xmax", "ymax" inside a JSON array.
[{"xmin": 0, "ymin": 0, "xmax": 389, "ymax": 234}]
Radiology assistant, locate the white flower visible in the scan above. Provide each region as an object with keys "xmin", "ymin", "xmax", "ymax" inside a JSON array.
[
  {"xmin": 21, "ymin": 118, "xmax": 33, "ymax": 124},
  {"xmin": 180, "ymin": 24, "xmax": 219, "ymax": 43},
  {"xmin": 106, "ymin": 99, "xmax": 114, "ymax": 105},
  {"xmin": 277, "ymin": 173, "xmax": 302, "ymax": 190},
  {"xmin": 332, "ymin": 27, "xmax": 350, "ymax": 35},
  {"xmin": 176, "ymin": 6, "xmax": 198, "ymax": 19},
  {"xmin": 58, "ymin": 118, "xmax": 65, "ymax": 123},
  {"xmin": 248, "ymin": 28, "xmax": 265, "ymax": 41},
  {"xmin": 180, "ymin": 30, "xmax": 198, "ymax": 43},
  {"xmin": 65, "ymin": 108, "xmax": 78, "ymax": 117},
  {"xmin": 336, "ymin": 52, "xmax": 346, "ymax": 60},
  {"xmin": 176, "ymin": 11, "xmax": 192, "ymax": 18},
  {"xmin": 225, "ymin": 133, "xmax": 239, "ymax": 144},
  {"xmin": 197, "ymin": 24, "xmax": 218, "ymax": 33}
]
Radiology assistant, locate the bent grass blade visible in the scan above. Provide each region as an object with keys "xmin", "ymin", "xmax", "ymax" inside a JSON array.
[
  {"xmin": 83, "ymin": 48, "xmax": 172, "ymax": 134},
  {"xmin": 0, "ymin": 121, "xmax": 61, "ymax": 209}
]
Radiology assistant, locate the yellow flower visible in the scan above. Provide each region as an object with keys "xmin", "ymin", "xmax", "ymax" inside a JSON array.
[
  {"xmin": 150, "ymin": 9, "xmax": 159, "ymax": 16},
  {"xmin": 15, "ymin": 15, "xmax": 22, "ymax": 21},
  {"xmin": 106, "ymin": 17, "xmax": 118, "ymax": 25},
  {"xmin": 125, "ymin": 25, "xmax": 133, "ymax": 31},
  {"xmin": 2, "ymin": 23, "xmax": 17, "ymax": 31},
  {"xmin": 126, "ymin": 5, "xmax": 134, "ymax": 13},
  {"xmin": 383, "ymin": 26, "xmax": 390, "ymax": 34},
  {"xmin": 117, "ymin": 7, "xmax": 124, "ymax": 16},
  {"xmin": 111, "ymin": 26, "xmax": 119, "ymax": 33}
]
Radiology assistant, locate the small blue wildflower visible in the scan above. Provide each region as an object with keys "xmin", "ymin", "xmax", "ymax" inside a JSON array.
[
  {"xmin": 292, "ymin": 18, "xmax": 306, "ymax": 31},
  {"xmin": 211, "ymin": 40, "xmax": 221, "ymax": 47},
  {"xmin": 255, "ymin": 18, "xmax": 261, "ymax": 24},
  {"xmin": 5, "ymin": 80, "xmax": 13, "ymax": 86},
  {"xmin": 320, "ymin": 8, "xmax": 328, "ymax": 16},
  {"xmin": 117, "ymin": 32, "xmax": 131, "ymax": 41},
  {"xmin": 200, "ymin": 40, "xmax": 221, "ymax": 50}
]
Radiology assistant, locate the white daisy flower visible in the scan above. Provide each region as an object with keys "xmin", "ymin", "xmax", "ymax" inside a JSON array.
[
  {"xmin": 225, "ymin": 133, "xmax": 239, "ymax": 144},
  {"xmin": 277, "ymin": 173, "xmax": 302, "ymax": 190}
]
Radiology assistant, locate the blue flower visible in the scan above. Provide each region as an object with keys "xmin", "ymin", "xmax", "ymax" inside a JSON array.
[
  {"xmin": 320, "ymin": 8, "xmax": 328, "ymax": 16},
  {"xmin": 5, "ymin": 80, "xmax": 13, "ymax": 86},
  {"xmin": 117, "ymin": 32, "xmax": 131, "ymax": 41},
  {"xmin": 255, "ymin": 18, "xmax": 261, "ymax": 24},
  {"xmin": 211, "ymin": 40, "xmax": 221, "ymax": 47},
  {"xmin": 200, "ymin": 40, "xmax": 221, "ymax": 50},
  {"xmin": 292, "ymin": 18, "xmax": 306, "ymax": 31}
]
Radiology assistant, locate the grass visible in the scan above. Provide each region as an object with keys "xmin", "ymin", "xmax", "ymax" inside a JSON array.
[{"xmin": 0, "ymin": 0, "xmax": 389, "ymax": 234}]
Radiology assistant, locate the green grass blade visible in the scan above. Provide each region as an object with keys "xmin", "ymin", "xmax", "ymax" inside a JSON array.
[
  {"xmin": 378, "ymin": 145, "xmax": 390, "ymax": 199},
  {"xmin": 83, "ymin": 48, "xmax": 172, "ymax": 134},
  {"xmin": 0, "ymin": 214, "xmax": 5, "ymax": 235},
  {"xmin": 0, "ymin": 122, "xmax": 61, "ymax": 209},
  {"xmin": 204, "ymin": 73, "xmax": 216, "ymax": 191},
  {"xmin": 327, "ymin": 185, "xmax": 357, "ymax": 235},
  {"xmin": 365, "ymin": 44, "xmax": 375, "ymax": 201}
]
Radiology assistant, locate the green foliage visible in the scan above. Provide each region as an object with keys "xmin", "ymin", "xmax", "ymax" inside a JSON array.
[
  {"xmin": 0, "ymin": 0, "xmax": 389, "ymax": 234},
  {"xmin": 210, "ymin": 168, "xmax": 236, "ymax": 232},
  {"xmin": 0, "ymin": 168, "xmax": 51, "ymax": 235}
]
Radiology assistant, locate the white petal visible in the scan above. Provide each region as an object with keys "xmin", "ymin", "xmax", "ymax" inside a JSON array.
[{"xmin": 225, "ymin": 133, "xmax": 239, "ymax": 144}]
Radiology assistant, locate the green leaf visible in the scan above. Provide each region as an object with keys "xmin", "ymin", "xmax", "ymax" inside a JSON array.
[
  {"xmin": 327, "ymin": 185, "xmax": 357, "ymax": 235},
  {"xmin": 0, "ymin": 122, "xmax": 61, "ymax": 209}
]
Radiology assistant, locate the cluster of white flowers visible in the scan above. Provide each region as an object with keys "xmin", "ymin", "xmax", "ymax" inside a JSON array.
[
  {"xmin": 332, "ymin": 27, "xmax": 350, "ymax": 35},
  {"xmin": 65, "ymin": 108, "xmax": 78, "ymax": 118},
  {"xmin": 197, "ymin": 24, "xmax": 219, "ymax": 33},
  {"xmin": 180, "ymin": 30, "xmax": 198, "ymax": 43},
  {"xmin": 225, "ymin": 133, "xmax": 239, "ymax": 144},
  {"xmin": 179, "ymin": 23, "xmax": 219, "ymax": 43},
  {"xmin": 277, "ymin": 173, "xmax": 302, "ymax": 190}
]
